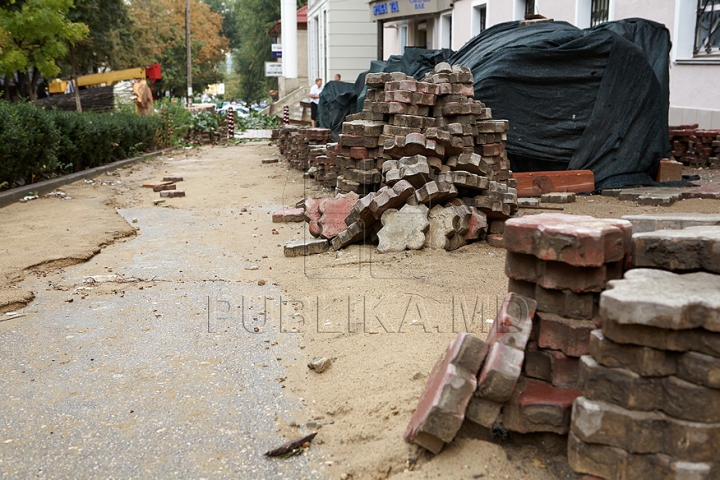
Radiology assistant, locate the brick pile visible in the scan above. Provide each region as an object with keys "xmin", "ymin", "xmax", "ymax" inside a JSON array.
[
  {"xmin": 567, "ymin": 222, "xmax": 720, "ymax": 479},
  {"xmin": 669, "ymin": 124, "xmax": 720, "ymax": 168},
  {"xmin": 274, "ymin": 126, "xmax": 333, "ymax": 171},
  {"xmin": 327, "ymin": 62, "xmax": 518, "ymax": 251}
]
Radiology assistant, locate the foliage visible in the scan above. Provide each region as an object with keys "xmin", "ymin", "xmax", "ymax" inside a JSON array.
[
  {"xmin": 0, "ymin": 100, "xmax": 162, "ymax": 189},
  {"xmin": 234, "ymin": 110, "xmax": 280, "ymax": 132},
  {"xmin": 190, "ymin": 110, "xmax": 221, "ymax": 136},
  {"xmin": 156, "ymin": 98, "xmax": 192, "ymax": 146},
  {"xmin": 64, "ymin": 0, "xmax": 134, "ymax": 75},
  {"xmin": 124, "ymin": 0, "xmax": 229, "ymax": 95},
  {"xmin": 0, "ymin": 0, "xmax": 89, "ymax": 99}
]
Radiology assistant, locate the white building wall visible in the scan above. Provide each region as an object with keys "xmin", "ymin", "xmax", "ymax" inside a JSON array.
[{"xmin": 326, "ymin": 0, "xmax": 377, "ymax": 83}]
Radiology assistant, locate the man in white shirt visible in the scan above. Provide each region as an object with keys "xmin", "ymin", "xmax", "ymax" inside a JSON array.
[{"xmin": 309, "ymin": 77, "xmax": 323, "ymax": 127}]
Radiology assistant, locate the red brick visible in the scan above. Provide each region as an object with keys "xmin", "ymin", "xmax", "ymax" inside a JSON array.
[
  {"xmin": 318, "ymin": 192, "xmax": 360, "ymax": 239},
  {"xmin": 536, "ymin": 312, "xmax": 597, "ymax": 357},
  {"xmin": 486, "ymin": 234, "xmax": 504, "ymax": 248},
  {"xmin": 485, "ymin": 292, "xmax": 537, "ymax": 351},
  {"xmin": 160, "ymin": 190, "xmax": 185, "ymax": 197},
  {"xmin": 153, "ymin": 183, "xmax": 176, "ymax": 192},
  {"xmin": 503, "ymin": 213, "xmax": 632, "ymax": 267},
  {"xmin": 655, "ymin": 158, "xmax": 683, "ymax": 183},
  {"xmin": 524, "ymin": 342, "xmax": 581, "ymax": 388},
  {"xmin": 502, "ymin": 378, "xmax": 581, "ymax": 434},
  {"xmin": 349, "ymin": 147, "xmax": 369, "ymax": 159},
  {"xmin": 304, "ymin": 197, "xmax": 328, "ymax": 238},
  {"xmin": 272, "ymin": 207, "xmax": 305, "ymax": 223},
  {"xmin": 475, "ymin": 341, "xmax": 524, "ymax": 403},
  {"xmin": 404, "ymin": 333, "xmax": 488, "ymax": 453}
]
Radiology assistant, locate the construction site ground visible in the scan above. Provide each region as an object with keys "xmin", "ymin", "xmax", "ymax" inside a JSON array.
[{"xmin": 1, "ymin": 142, "xmax": 719, "ymax": 479}]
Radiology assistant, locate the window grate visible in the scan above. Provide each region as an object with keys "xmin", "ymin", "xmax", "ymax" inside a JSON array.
[
  {"xmin": 695, "ymin": 0, "xmax": 720, "ymax": 55},
  {"xmin": 591, "ymin": 0, "xmax": 609, "ymax": 27}
]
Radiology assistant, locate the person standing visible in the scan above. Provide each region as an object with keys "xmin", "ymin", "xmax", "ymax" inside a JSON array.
[
  {"xmin": 334, "ymin": 74, "xmax": 341, "ymax": 82},
  {"xmin": 309, "ymin": 77, "xmax": 323, "ymax": 128}
]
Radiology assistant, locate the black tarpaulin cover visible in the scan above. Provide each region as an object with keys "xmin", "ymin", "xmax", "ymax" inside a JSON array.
[
  {"xmin": 318, "ymin": 18, "xmax": 671, "ymax": 191},
  {"xmin": 317, "ymin": 80, "xmax": 358, "ymax": 138}
]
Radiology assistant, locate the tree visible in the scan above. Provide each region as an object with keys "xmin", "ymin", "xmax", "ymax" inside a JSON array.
[
  {"xmin": 124, "ymin": 0, "xmax": 229, "ymax": 96},
  {"xmin": 0, "ymin": 0, "xmax": 88, "ymax": 100},
  {"xmin": 231, "ymin": 0, "xmax": 279, "ymax": 104}
]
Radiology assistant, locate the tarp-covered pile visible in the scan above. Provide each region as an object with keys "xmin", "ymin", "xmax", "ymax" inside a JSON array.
[{"xmin": 318, "ymin": 18, "xmax": 671, "ymax": 191}]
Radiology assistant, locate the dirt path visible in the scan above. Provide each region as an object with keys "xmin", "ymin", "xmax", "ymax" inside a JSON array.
[{"xmin": 2, "ymin": 143, "xmax": 719, "ymax": 479}]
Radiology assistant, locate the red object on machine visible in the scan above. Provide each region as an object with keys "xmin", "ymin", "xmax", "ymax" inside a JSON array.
[{"xmin": 145, "ymin": 63, "xmax": 162, "ymax": 83}]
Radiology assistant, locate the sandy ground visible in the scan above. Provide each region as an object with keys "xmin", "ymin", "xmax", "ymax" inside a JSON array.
[{"xmin": 2, "ymin": 142, "xmax": 720, "ymax": 479}]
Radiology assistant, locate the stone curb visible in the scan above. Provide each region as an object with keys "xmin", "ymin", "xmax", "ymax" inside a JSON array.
[{"xmin": 0, "ymin": 148, "xmax": 174, "ymax": 209}]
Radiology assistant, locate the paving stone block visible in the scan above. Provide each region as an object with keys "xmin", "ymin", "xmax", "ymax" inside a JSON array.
[
  {"xmin": 346, "ymin": 192, "xmax": 375, "ymax": 227},
  {"xmin": 153, "ymin": 183, "xmax": 176, "ymax": 192},
  {"xmin": 518, "ymin": 197, "xmax": 540, "ymax": 207},
  {"xmin": 579, "ymin": 355, "xmax": 720, "ymax": 423},
  {"xmin": 415, "ymin": 181, "xmax": 458, "ymax": 207},
  {"xmin": 304, "ymin": 197, "xmax": 327, "ymax": 238},
  {"xmin": 535, "ymin": 286, "xmax": 598, "ymax": 320},
  {"xmin": 463, "ymin": 206, "xmax": 488, "ymax": 241},
  {"xmin": 568, "ymin": 432, "xmax": 716, "ymax": 480},
  {"xmin": 537, "ymin": 312, "xmax": 597, "ymax": 357},
  {"xmin": 601, "ymin": 269, "xmax": 720, "ymax": 332},
  {"xmin": 502, "ymin": 378, "xmax": 581, "ymax": 434},
  {"xmin": 621, "ymin": 213, "xmax": 720, "ymax": 234},
  {"xmin": 677, "ymin": 350, "xmax": 720, "ymax": 390},
  {"xmin": 330, "ymin": 222, "xmax": 366, "ymax": 250},
  {"xmin": 572, "ymin": 396, "xmax": 720, "ymax": 462},
  {"xmin": 376, "ymin": 204, "xmax": 430, "ymax": 253},
  {"xmin": 464, "ymin": 397, "xmax": 503, "ymax": 429},
  {"xmin": 486, "ymin": 234, "xmax": 504, "ymax": 248},
  {"xmin": 505, "ymin": 252, "xmax": 623, "ymax": 293},
  {"xmin": 503, "ymin": 213, "xmax": 632, "ymax": 267},
  {"xmin": 398, "ymin": 155, "xmax": 432, "ymax": 187},
  {"xmin": 404, "ymin": 333, "xmax": 488, "ymax": 453},
  {"xmin": 284, "ymin": 238, "xmax": 331, "ymax": 257},
  {"xmin": 485, "ymin": 292, "xmax": 537, "ymax": 351},
  {"xmin": 602, "ymin": 316, "xmax": 720, "ymax": 358},
  {"xmin": 589, "ymin": 330, "xmax": 678, "ymax": 377},
  {"xmin": 162, "ymin": 175, "xmax": 183, "ymax": 182},
  {"xmin": 525, "ymin": 342, "xmax": 581, "ymax": 388},
  {"xmin": 475, "ymin": 342, "xmax": 524, "ymax": 403},
  {"xmin": 541, "ymin": 192, "xmax": 576, "ymax": 204},
  {"xmin": 424, "ymin": 204, "xmax": 465, "ymax": 250},
  {"xmin": 160, "ymin": 190, "xmax": 185, "ymax": 197},
  {"xmin": 318, "ymin": 192, "xmax": 360, "ymax": 239},
  {"xmin": 632, "ymin": 226, "xmax": 720, "ymax": 273},
  {"xmin": 272, "ymin": 207, "xmax": 305, "ymax": 223}
]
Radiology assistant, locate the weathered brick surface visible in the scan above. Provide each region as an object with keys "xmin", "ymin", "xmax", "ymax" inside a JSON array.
[
  {"xmin": 621, "ymin": 213, "xmax": 720, "ymax": 234},
  {"xmin": 160, "ymin": 190, "xmax": 185, "ymax": 197},
  {"xmin": 632, "ymin": 226, "xmax": 720, "ymax": 273},
  {"xmin": 485, "ymin": 292, "xmax": 537, "ymax": 351},
  {"xmin": 465, "ymin": 397, "xmax": 503, "ymax": 429},
  {"xmin": 568, "ymin": 432, "xmax": 716, "ymax": 480},
  {"xmin": 318, "ymin": 192, "xmax": 360, "ymax": 239},
  {"xmin": 525, "ymin": 342, "xmax": 581, "ymax": 388},
  {"xmin": 424, "ymin": 204, "xmax": 470, "ymax": 250},
  {"xmin": 579, "ymin": 355, "xmax": 720, "ymax": 423},
  {"xmin": 602, "ymin": 316, "xmax": 720, "ymax": 358},
  {"xmin": 589, "ymin": 330, "xmax": 677, "ymax": 377},
  {"xmin": 677, "ymin": 350, "xmax": 720, "ymax": 390},
  {"xmin": 376, "ymin": 204, "xmax": 430, "ymax": 253},
  {"xmin": 572, "ymin": 396, "xmax": 720, "ymax": 462},
  {"xmin": 541, "ymin": 192, "xmax": 576, "ymax": 204},
  {"xmin": 404, "ymin": 333, "xmax": 488, "ymax": 453},
  {"xmin": 502, "ymin": 378, "xmax": 581, "ymax": 434},
  {"xmin": 153, "ymin": 183, "xmax": 176, "ymax": 192},
  {"xmin": 305, "ymin": 197, "xmax": 328, "ymax": 238},
  {"xmin": 537, "ymin": 312, "xmax": 597, "ymax": 357},
  {"xmin": 503, "ymin": 213, "xmax": 632, "ymax": 267},
  {"xmin": 475, "ymin": 342, "xmax": 524, "ymax": 403},
  {"xmin": 284, "ymin": 238, "xmax": 330, "ymax": 257},
  {"xmin": 272, "ymin": 207, "xmax": 305, "ymax": 223},
  {"xmin": 505, "ymin": 252, "xmax": 623, "ymax": 293},
  {"xmin": 486, "ymin": 234, "xmax": 504, "ymax": 248},
  {"xmin": 330, "ymin": 222, "xmax": 366, "ymax": 250},
  {"xmin": 415, "ymin": 181, "xmax": 458, "ymax": 207},
  {"xmin": 601, "ymin": 269, "xmax": 720, "ymax": 332},
  {"xmin": 535, "ymin": 286, "xmax": 598, "ymax": 320}
]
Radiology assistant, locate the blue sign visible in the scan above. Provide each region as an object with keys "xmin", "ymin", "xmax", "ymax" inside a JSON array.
[{"xmin": 272, "ymin": 51, "xmax": 282, "ymax": 59}]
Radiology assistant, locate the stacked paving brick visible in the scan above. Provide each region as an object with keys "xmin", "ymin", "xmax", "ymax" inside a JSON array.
[
  {"xmin": 669, "ymin": 124, "xmax": 720, "ymax": 168},
  {"xmin": 465, "ymin": 214, "xmax": 634, "ymax": 437},
  {"xmin": 568, "ymin": 222, "xmax": 720, "ymax": 479},
  {"xmin": 328, "ymin": 62, "xmax": 518, "ymax": 251},
  {"xmin": 274, "ymin": 127, "xmax": 333, "ymax": 171}
]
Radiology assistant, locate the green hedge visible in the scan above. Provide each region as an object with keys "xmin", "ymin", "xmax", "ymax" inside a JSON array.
[{"xmin": 0, "ymin": 101, "xmax": 164, "ymax": 190}]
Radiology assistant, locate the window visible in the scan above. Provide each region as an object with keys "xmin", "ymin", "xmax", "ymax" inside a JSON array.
[
  {"xmin": 526, "ymin": 0, "xmax": 536, "ymax": 16},
  {"xmin": 399, "ymin": 24, "xmax": 408, "ymax": 55},
  {"xmin": 590, "ymin": 0, "xmax": 609, "ymax": 27},
  {"xmin": 472, "ymin": 3, "xmax": 487, "ymax": 37},
  {"xmin": 440, "ymin": 13, "xmax": 452, "ymax": 49},
  {"xmin": 695, "ymin": 0, "xmax": 720, "ymax": 55}
]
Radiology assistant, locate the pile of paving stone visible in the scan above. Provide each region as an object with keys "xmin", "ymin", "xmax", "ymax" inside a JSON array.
[
  {"xmin": 669, "ymin": 124, "xmax": 720, "ymax": 168},
  {"xmin": 273, "ymin": 126, "xmax": 333, "ymax": 171},
  {"xmin": 142, "ymin": 175, "xmax": 185, "ymax": 198},
  {"xmin": 568, "ymin": 217, "xmax": 720, "ymax": 479},
  {"xmin": 282, "ymin": 63, "xmax": 520, "ymax": 255}
]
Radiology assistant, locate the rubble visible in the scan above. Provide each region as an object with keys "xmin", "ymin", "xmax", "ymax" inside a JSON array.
[{"xmin": 669, "ymin": 124, "xmax": 720, "ymax": 168}]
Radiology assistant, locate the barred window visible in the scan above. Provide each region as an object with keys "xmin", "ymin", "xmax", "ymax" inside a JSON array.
[
  {"xmin": 694, "ymin": 0, "xmax": 720, "ymax": 55},
  {"xmin": 591, "ymin": 0, "xmax": 609, "ymax": 27}
]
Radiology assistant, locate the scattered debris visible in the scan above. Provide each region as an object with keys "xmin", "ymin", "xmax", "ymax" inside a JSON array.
[
  {"xmin": 307, "ymin": 356, "xmax": 332, "ymax": 373},
  {"xmin": 284, "ymin": 238, "xmax": 330, "ymax": 257},
  {"xmin": 46, "ymin": 191, "xmax": 71, "ymax": 200},
  {"xmin": 262, "ymin": 158, "xmax": 279, "ymax": 164},
  {"xmin": 540, "ymin": 192, "xmax": 575, "ymax": 204},
  {"xmin": 153, "ymin": 183, "xmax": 176, "ymax": 192},
  {"xmin": 160, "ymin": 190, "xmax": 185, "ymax": 198},
  {"xmin": 512, "ymin": 170, "xmax": 594, "ymax": 196},
  {"xmin": 153, "ymin": 199, "xmax": 165, "ymax": 205},
  {"xmin": 18, "ymin": 195, "xmax": 38, "ymax": 203},
  {"xmin": 162, "ymin": 175, "xmax": 183, "ymax": 182},
  {"xmin": 264, "ymin": 432, "xmax": 317, "ymax": 458},
  {"xmin": 272, "ymin": 208, "xmax": 305, "ymax": 223}
]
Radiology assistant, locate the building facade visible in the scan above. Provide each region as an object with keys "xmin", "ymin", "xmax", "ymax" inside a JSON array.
[
  {"xmin": 370, "ymin": 0, "xmax": 720, "ymax": 128},
  {"xmin": 306, "ymin": 0, "xmax": 378, "ymax": 84}
]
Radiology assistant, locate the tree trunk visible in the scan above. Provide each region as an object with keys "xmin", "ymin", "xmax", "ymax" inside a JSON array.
[
  {"xmin": 26, "ymin": 71, "xmax": 37, "ymax": 101},
  {"xmin": 70, "ymin": 45, "xmax": 83, "ymax": 113}
]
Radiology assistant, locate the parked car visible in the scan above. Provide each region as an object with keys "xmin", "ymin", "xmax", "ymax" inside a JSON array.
[{"xmin": 217, "ymin": 103, "xmax": 249, "ymax": 117}]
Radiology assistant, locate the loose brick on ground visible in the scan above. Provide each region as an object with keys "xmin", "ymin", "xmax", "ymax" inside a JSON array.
[
  {"xmin": 272, "ymin": 207, "xmax": 305, "ymax": 223},
  {"xmin": 502, "ymin": 378, "xmax": 581, "ymax": 434},
  {"xmin": 284, "ymin": 238, "xmax": 330, "ymax": 257}
]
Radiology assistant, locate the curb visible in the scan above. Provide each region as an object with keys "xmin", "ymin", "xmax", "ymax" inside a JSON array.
[{"xmin": 0, "ymin": 148, "xmax": 175, "ymax": 209}]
